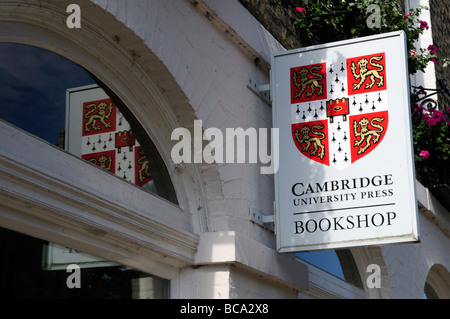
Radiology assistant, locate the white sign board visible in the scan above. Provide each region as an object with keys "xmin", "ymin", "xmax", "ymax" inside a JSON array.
[
  {"xmin": 43, "ymin": 243, "xmax": 117, "ymax": 270},
  {"xmin": 272, "ymin": 31, "xmax": 419, "ymax": 252}
]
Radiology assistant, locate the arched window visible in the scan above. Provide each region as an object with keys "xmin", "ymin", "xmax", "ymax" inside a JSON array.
[
  {"xmin": 0, "ymin": 42, "xmax": 177, "ymax": 204},
  {"xmin": 0, "ymin": 42, "xmax": 190, "ymax": 298},
  {"xmin": 297, "ymin": 249, "xmax": 363, "ymax": 288}
]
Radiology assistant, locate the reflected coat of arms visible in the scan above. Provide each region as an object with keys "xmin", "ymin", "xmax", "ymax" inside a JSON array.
[
  {"xmin": 80, "ymin": 98, "xmax": 152, "ymax": 187},
  {"xmin": 290, "ymin": 52, "xmax": 388, "ymax": 170}
]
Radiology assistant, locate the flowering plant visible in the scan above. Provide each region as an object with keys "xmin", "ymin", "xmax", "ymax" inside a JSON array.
[
  {"xmin": 293, "ymin": 1, "xmax": 449, "ymax": 73},
  {"xmin": 294, "ymin": 0, "xmax": 449, "ymax": 186},
  {"xmin": 411, "ymin": 92, "xmax": 450, "ymax": 185}
]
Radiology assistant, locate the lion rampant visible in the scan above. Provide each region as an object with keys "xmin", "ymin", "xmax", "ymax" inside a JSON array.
[
  {"xmin": 292, "ymin": 65, "xmax": 324, "ymax": 99},
  {"xmin": 294, "ymin": 124, "xmax": 326, "ymax": 159},
  {"xmin": 87, "ymin": 154, "xmax": 113, "ymax": 172},
  {"xmin": 353, "ymin": 117, "xmax": 385, "ymax": 155},
  {"xmin": 350, "ymin": 55, "xmax": 385, "ymax": 91},
  {"xmin": 137, "ymin": 149, "xmax": 152, "ymax": 183},
  {"xmin": 84, "ymin": 101, "xmax": 114, "ymax": 133}
]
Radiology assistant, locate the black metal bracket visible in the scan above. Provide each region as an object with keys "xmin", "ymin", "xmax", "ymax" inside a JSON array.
[{"xmin": 412, "ymin": 79, "xmax": 450, "ymax": 110}]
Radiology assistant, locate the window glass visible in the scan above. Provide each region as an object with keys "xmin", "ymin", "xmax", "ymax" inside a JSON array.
[
  {"xmin": 0, "ymin": 43, "xmax": 94, "ymax": 144},
  {"xmin": 0, "ymin": 42, "xmax": 177, "ymax": 204},
  {"xmin": 297, "ymin": 249, "xmax": 363, "ymax": 288},
  {"xmin": 0, "ymin": 227, "xmax": 169, "ymax": 299},
  {"xmin": 298, "ymin": 250, "xmax": 345, "ymax": 279}
]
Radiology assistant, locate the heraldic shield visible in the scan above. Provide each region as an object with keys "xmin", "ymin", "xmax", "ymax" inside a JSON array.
[
  {"xmin": 290, "ymin": 53, "xmax": 388, "ymax": 170},
  {"xmin": 80, "ymin": 98, "xmax": 153, "ymax": 187}
]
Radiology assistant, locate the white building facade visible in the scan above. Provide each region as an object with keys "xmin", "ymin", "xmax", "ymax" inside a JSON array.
[{"xmin": 0, "ymin": 0, "xmax": 448, "ymax": 299}]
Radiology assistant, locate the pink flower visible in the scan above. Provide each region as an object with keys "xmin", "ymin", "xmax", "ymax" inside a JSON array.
[
  {"xmin": 409, "ymin": 49, "xmax": 416, "ymax": 57},
  {"xmin": 425, "ymin": 109, "xmax": 446, "ymax": 125},
  {"xmin": 426, "ymin": 117, "xmax": 438, "ymax": 125},
  {"xmin": 433, "ymin": 109, "xmax": 446, "ymax": 120},
  {"xmin": 419, "ymin": 150, "xmax": 429, "ymax": 159},
  {"xmin": 419, "ymin": 20, "xmax": 429, "ymax": 30},
  {"xmin": 296, "ymin": 7, "xmax": 306, "ymax": 13},
  {"xmin": 414, "ymin": 103, "xmax": 424, "ymax": 111},
  {"xmin": 430, "ymin": 57, "xmax": 437, "ymax": 63},
  {"xmin": 403, "ymin": 14, "xmax": 410, "ymax": 18},
  {"xmin": 427, "ymin": 44, "xmax": 438, "ymax": 53}
]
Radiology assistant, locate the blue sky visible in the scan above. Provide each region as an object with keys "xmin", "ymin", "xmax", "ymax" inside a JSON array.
[
  {"xmin": 0, "ymin": 42, "xmax": 95, "ymax": 145},
  {"xmin": 297, "ymin": 250, "xmax": 346, "ymax": 280}
]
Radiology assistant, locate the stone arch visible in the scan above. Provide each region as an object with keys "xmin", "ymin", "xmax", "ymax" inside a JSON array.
[
  {"xmin": 350, "ymin": 246, "xmax": 392, "ymax": 298},
  {"xmin": 424, "ymin": 264, "xmax": 450, "ymax": 299},
  {"xmin": 0, "ymin": 0, "xmax": 219, "ymax": 234}
]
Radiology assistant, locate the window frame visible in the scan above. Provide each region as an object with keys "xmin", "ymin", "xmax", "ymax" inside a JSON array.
[{"xmin": 0, "ymin": 119, "xmax": 198, "ymax": 280}]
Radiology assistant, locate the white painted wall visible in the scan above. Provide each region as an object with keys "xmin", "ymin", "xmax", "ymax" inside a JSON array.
[
  {"xmin": 382, "ymin": 182, "xmax": 450, "ymax": 298},
  {"xmin": 89, "ymin": 0, "xmax": 284, "ymax": 246}
]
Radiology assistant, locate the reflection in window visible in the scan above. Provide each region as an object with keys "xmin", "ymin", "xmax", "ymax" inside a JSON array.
[
  {"xmin": 0, "ymin": 43, "xmax": 93, "ymax": 145},
  {"xmin": 0, "ymin": 42, "xmax": 177, "ymax": 204},
  {"xmin": 297, "ymin": 249, "xmax": 363, "ymax": 288},
  {"xmin": 0, "ymin": 227, "xmax": 169, "ymax": 299},
  {"xmin": 66, "ymin": 85, "xmax": 157, "ymax": 192}
]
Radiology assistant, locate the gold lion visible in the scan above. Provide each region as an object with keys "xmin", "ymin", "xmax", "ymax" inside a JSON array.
[
  {"xmin": 88, "ymin": 154, "xmax": 113, "ymax": 172},
  {"xmin": 353, "ymin": 117, "xmax": 385, "ymax": 155},
  {"xmin": 350, "ymin": 55, "xmax": 384, "ymax": 91},
  {"xmin": 294, "ymin": 124, "xmax": 326, "ymax": 159},
  {"xmin": 84, "ymin": 101, "xmax": 114, "ymax": 132},
  {"xmin": 137, "ymin": 149, "xmax": 152, "ymax": 182},
  {"xmin": 292, "ymin": 65, "xmax": 324, "ymax": 99}
]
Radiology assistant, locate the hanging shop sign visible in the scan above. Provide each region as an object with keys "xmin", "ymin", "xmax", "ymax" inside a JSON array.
[{"xmin": 272, "ymin": 31, "xmax": 419, "ymax": 252}]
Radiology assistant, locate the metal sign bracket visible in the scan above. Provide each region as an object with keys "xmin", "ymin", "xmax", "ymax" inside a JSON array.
[
  {"xmin": 246, "ymin": 74, "xmax": 271, "ymax": 104},
  {"xmin": 250, "ymin": 206, "xmax": 275, "ymax": 232}
]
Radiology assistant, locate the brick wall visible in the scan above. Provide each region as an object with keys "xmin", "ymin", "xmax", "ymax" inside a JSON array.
[
  {"xmin": 237, "ymin": 0, "xmax": 303, "ymax": 49},
  {"xmin": 429, "ymin": 0, "xmax": 450, "ymax": 110}
]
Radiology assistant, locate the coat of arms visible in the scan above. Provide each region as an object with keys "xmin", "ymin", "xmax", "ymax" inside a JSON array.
[
  {"xmin": 291, "ymin": 52, "xmax": 388, "ymax": 170},
  {"xmin": 80, "ymin": 98, "xmax": 153, "ymax": 186}
]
